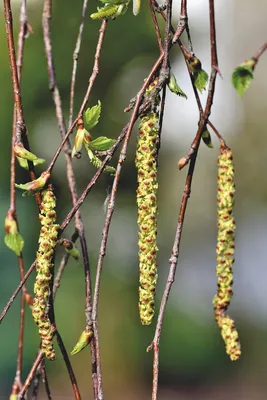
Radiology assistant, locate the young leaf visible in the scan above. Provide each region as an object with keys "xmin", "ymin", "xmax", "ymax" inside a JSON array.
[
  {"xmin": 17, "ymin": 156, "xmax": 45, "ymax": 170},
  {"xmin": 84, "ymin": 101, "xmax": 101, "ymax": 130},
  {"xmin": 15, "ymin": 171, "xmax": 50, "ymax": 195},
  {"xmin": 232, "ymin": 59, "xmax": 256, "ymax": 97},
  {"xmin": 4, "ymin": 232, "xmax": 24, "ymax": 256},
  {"xmin": 202, "ymin": 128, "xmax": 213, "ymax": 148},
  {"xmin": 133, "ymin": 0, "xmax": 141, "ymax": 15},
  {"xmin": 167, "ymin": 72, "xmax": 187, "ymax": 99},
  {"xmin": 13, "ymin": 144, "xmax": 42, "ymax": 162},
  {"xmin": 71, "ymin": 128, "xmax": 86, "ymax": 158},
  {"xmin": 91, "ymin": 4, "xmax": 118, "ymax": 19},
  {"xmin": 89, "ymin": 136, "xmax": 116, "ymax": 151},
  {"xmin": 86, "ymin": 147, "xmax": 116, "ymax": 175},
  {"xmin": 71, "ymin": 328, "xmax": 94, "ymax": 356},
  {"xmin": 193, "ymin": 69, "xmax": 209, "ymax": 93}
]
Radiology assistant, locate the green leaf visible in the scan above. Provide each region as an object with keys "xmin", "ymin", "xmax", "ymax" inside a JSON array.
[
  {"xmin": 71, "ymin": 329, "xmax": 93, "ymax": 356},
  {"xmin": 232, "ymin": 60, "xmax": 256, "ymax": 97},
  {"xmin": 17, "ymin": 156, "xmax": 45, "ymax": 170},
  {"xmin": 15, "ymin": 171, "xmax": 50, "ymax": 196},
  {"xmin": 86, "ymin": 147, "xmax": 116, "ymax": 175},
  {"xmin": 5, "ymin": 232, "xmax": 24, "ymax": 256},
  {"xmin": 84, "ymin": 101, "xmax": 101, "ymax": 130},
  {"xmin": 202, "ymin": 129, "xmax": 213, "ymax": 148},
  {"xmin": 193, "ymin": 69, "xmax": 209, "ymax": 93},
  {"xmin": 89, "ymin": 136, "xmax": 116, "ymax": 151},
  {"xmin": 167, "ymin": 72, "xmax": 187, "ymax": 99}
]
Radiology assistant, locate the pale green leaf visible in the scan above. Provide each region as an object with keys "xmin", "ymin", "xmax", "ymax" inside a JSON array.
[
  {"xmin": 232, "ymin": 62, "xmax": 255, "ymax": 97},
  {"xmin": 167, "ymin": 72, "xmax": 187, "ymax": 99},
  {"xmin": 193, "ymin": 69, "xmax": 209, "ymax": 93},
  {"xmin": 5, "ymin": 232, "xmax": 24, "ymax": 256},
  {"xmin": 17, "ymin": 156, "xmax": 45, "ymax": 170},
  {"xmin": 89, "ymin": 136, "xmax": 116, "ymax": 151}
]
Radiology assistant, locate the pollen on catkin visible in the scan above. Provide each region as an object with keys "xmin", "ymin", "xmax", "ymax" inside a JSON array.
[
  {"xmin": 135, "ymin": 80, "xmax": 159, "ymax": 325},
  {"xmin": 213, "ymin": 144, "xmax": 241, "ymax": 361},
  {"xmin": 32, "ymin": 187, "xmax": 59, "ymax": 360}
]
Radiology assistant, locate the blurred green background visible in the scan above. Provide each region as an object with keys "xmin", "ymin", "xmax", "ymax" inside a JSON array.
[{"xmin": 1, "ymin": 0, "xmax": 267, "ymax": 398}]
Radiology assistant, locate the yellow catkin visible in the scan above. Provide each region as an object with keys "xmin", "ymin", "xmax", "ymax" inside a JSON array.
[
  {"xmin": 135, "ymin": 80, "xmax": 159, "ymax": 325},
  {"xmin": 32, "ymin": 187, "xmax": 59, "ymax": 360},
  {"xmin": 213, "ymin": 145, "xmax": 241, "ymax": 361}
]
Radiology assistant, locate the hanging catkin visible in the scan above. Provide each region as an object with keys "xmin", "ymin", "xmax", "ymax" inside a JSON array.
[
  {"xmin": 135, "ymin": 80, "xmax": 159, "ymax": 325},
  {"xmin": 213, "ymin": 144, "xmax": 241, "ymax": 361},
  {"xmin": 32, "ymin": 186, "xmax": 59, "ymax": 360}
]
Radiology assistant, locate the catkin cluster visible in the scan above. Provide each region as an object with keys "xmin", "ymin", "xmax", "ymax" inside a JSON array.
[
  {"xmin": 32, "ymin": 187, "xmax": 59, "ymax": 360},
  {"xmin": 135, "ymin": 81, "xmax": 159, "ymax": 325},
  {"xmin": 213, "ymin": 145, "xmax": 241, "ymax": 361}
]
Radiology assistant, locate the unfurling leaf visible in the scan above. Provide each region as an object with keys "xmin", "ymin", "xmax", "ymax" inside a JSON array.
[
  {"xmin": 89, "ymin": 136, "xmax": 116, "ymax": 151},
  {"xmin": 58, "ymin": 239, "xmax": 80, "ymax": 260},
  {"xmin": 202, "ymin": 128, "xmax": 213, "ymax": 148},
  {"xmin": 188, "ymin": 55, "xmax": 202, "ymax": 73},
  {"xmin": 15, "ymin": 171, "xmax": 50, "ymax": 196},
  {"xmin": 84, "ymin": 101, "xmax": 101, "ymax": 130},
  {"xmin": 14, "ymin": 144, "xmax": 41, "ymax": 162},
  {"xmin": 193, "ymin": 69, "xmax": 209, "ymax": 93},
  {"xmin": 91, "ymin": 2, "xmax": 129, "ymax": 19},
  {"xmin": 133, "ymin": 0, "xmax": 141, "ymax": 15},
  {"xmin": 17, "ymin": 156, "xmax": 45, "ymax": 169},
  {"xmin": 86, "ymin": 147, "xmax": 116, "ymax": 175},
  {"xmin": 91, "ymin": 4, "xmax": 119, "ymax": 19},
  {"xmin": 232, "ymin": 59, "xmax": 256, "ymax": 97},
  {"xmin": 71, "ymin": 128, "xmax": 86, "ymax": 158},
  {"xmin": 167, "ymin": 72, "xmax": 187, "ymax": 99},
  {"xmin": 71, "ymin": 328, "xmax": 94, "ymax": 355},
  {"xmin": 4, "ymin": 211, "xmax": 24, "ymax": 256}
]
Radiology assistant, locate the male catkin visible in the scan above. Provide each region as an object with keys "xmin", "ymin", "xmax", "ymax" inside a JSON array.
[
  {"xmin": 135, "ymin": 80, "xmax": 159, "ymax": 325},
  {"xmin": 213, "ymin": 145, "xmax": 241, "ymax": 361},
  {"xmin": 32, "ymin": 187, "xmax": 59, "ymax": 360}
]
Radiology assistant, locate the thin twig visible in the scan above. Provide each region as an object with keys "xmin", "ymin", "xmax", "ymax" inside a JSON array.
[
  {"xmin": 9, "ymin": 1, "xmax": 31, "ymax": 394},
  {"xmin": 172, "ymin": 0, "xmax": 187, "ymax": 44},
  {"xmin": 42, "ymin": 2, "xmax": 100, "ymax": 396},
  {"xmin": 31, "ymin": 362, "xmax": 42, "ymax": 400},
  {"xmin": 148, "ymin": 1, "xmax": 220, "ymax": 398},
  {"xmin": 54, "ymin": 330, "xmax": 81, "ymax": 400},
  {"xmin": 18, "ymin": 351, "xmax": 43, "ymax": 399},
  {"xmin": 149, "ymin": 0, "xmax": 164, "ymax": 53},
  {"xmin": 252, "ymin": 42, "xmax": 267, "ymax": 63},
  {"xmin": 91, "ymin": 55, "xmax": 166, "ymax": 400},
  {"xmin": 3, "ymin": 0, "xmax": 41, "ymax": 205},
  {"xmin": 69, "ymin": 0, "xmax": 89, "ymax": 127},
  {"xmin": 46, "ymin": 19, "xmax": 108, "ymax": 175},
  {"xmin": 42, "ymin": 360, "xmax": 53, "ymax": 400}
]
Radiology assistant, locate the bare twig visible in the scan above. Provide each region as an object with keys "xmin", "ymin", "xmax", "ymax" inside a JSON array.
[
  {"xmin": 69, "ymin": 0, "xmax": 89, "ymax": 127},
  {"xmin": 18, "ymin": 351, "xmax": 43, "ymax": 399},
  {"xmin": 3, "ymin": 0, "xmax": 41, "ymax": 205},
  {"xmin": 172, "ymin": 0, "xmax": 187, "ymax": 44},
  {"xmin": 42, "ymin": 1, "xmax": 100, "ymax": 396},
  {"xmin": 149, "ymin": 0, "xmax": 164, "ymax": 53},
  {"xmin": 46, "ymin": 19, "xmax": 108, "ymax": 175},
  {"xmin": 8, "ymin": 1, "xmax": 32, "ymax": 394},
  {"xmin": 252, "ymin": 42, "xmax": 267, "ymax": 63},
  {"xmin": 54, "ymin": 330, "xmax": 81, "ymax": 400}
]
